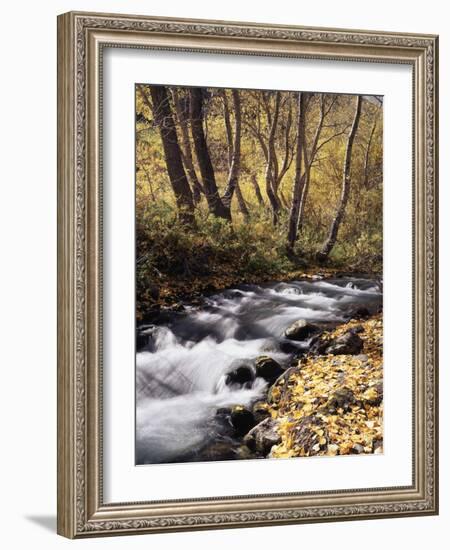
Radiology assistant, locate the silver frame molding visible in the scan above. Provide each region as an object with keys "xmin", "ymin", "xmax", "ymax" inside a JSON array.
[{"xmin": 57, "ymin": 11, "xmax": 439, "ymax": 538}]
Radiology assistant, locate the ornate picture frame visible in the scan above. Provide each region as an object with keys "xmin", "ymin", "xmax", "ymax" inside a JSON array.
[{"xmin": 57, "ymin": 11, "xmax": 438, "ymax": 538}]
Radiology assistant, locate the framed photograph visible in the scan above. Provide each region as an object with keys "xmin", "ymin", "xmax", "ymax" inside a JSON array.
[{"xmin": 57, "ymin": 11, "xmax": 439, "ymax": 538}]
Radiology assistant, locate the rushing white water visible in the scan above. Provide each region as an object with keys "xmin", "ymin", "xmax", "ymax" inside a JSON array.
[{"xmin": 136, "ymin": 277, "xmax": 382, "ymax": 464}]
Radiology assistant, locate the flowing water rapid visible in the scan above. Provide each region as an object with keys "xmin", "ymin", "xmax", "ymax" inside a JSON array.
[{"xmin": 136, "ymin": 276, "xmax": 382, "ymax": 464}]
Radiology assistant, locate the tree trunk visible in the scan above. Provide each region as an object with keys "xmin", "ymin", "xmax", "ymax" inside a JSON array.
[
  {"xmin": 297, "ymin": 169, "xmax": 309, "ymax": 235},
  {"xmin": 251, "ymin": 174, "xmax": 265, "ymax": 206},
  {"xmin": 274, "ymin": 94, "xmax": 295, "ymax": 196},
  {"xmin": 318, "ymin": 95, "xmax": 362, "ymax": 259},
  {"xmin": 297, "ymin": 94, "xmax": 325, "ymax": 233},
  {"xmin": 145, "ymin": 85, "xmax": 196, "ymax": 226},
  {"xmin": 171, "ymin": 89, "xmax": 204, "ymax": 203},
  {"xmin": 222, "ymin": 90, "xmax": 242, "ymax": 210},
  {"xmin": 140, "ymin": 163, "xmax": 156, "ymax": 201},
  {"xmin": 265, "ymin": 92, "xmax": 282, "ymax": 225},
  {"xmin": 363, "ymin": 116, "xmax": 377, "ymax": 189},
  {"xmin": 189, "ymin": 88, "xmax": 231, "ymax": 221},
  {"xmin": 235, "ymin": 183, "xmax": 250, "ymax": 221},
  {"xmin": 221, "ymin": 90, "xmax": 234, "ymax": 167},
  {"xmin": 287, "ymin": 92, "xmax": 307, "ymax": 249}
]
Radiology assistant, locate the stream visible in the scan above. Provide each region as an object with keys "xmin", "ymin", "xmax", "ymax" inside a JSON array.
[{"xmin": 136, "ymin": 276, "xmax": 382, "ymax": 464}]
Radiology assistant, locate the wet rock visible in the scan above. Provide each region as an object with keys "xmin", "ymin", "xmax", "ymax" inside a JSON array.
[
  {"xmin": 255, "ymin": 356, "xmax": 284, "ymax": 384},
  {"xmin": 244, "ymin": 418, "xmax": 281, "ymax": 455},
  {"xmin": 252, "ymin": 401, "xmax": 272, "ymax": 424},
  {"xmin": 136, "ymin": 332, "xmax": 149, "ymax": 350},
  {"xmin": 351, "ymin": 306, "xmax": 371, "ymax": 320},
  {"xmin": 216, "ymin": 407, "xmax": 232, "ymax": 418},
  {"xmin": 284, "ymin": 320, "xmax": 320, "ymax": 341},
  {"xmin": 225, "ymin": 366, "xmax": 255, "ymax": 387},
  {"xmin": 308, "ymin": 334, "xmax": 329, "ymax": 355},
  {"xmin": 171, "ymin": 302, "xmax": 186, "ymax": 312},
  {"xmin": 200, "ymin": 441, "xmax": 237, "ymax": 461},
  {"xmin": 230, "ymin": 406, "xmax": 256, "ymax": 436},
  {"xmin": 351, "ymin": 443, "xmax": 365, "ymax": 454},
  {"xmin": 235, "ymin": 445, "xmax": 256, "ymax": 460},
  {"xmin": 325, "ymin": 331, "xmax": 364, "ymax": 355},
  {"xmin": 290, "ymin": 415, "xmax": 327, "ymax": 455},
  {"xmin": 323, "ymin": 387, "xmax": 356, "ymax": 414},
  {"xmin": 265, "ymin": 367, "xmax": 298, "ymax": 405},
  {"xmin": 273, "ymin": 366, "xmax": 297, "ymax": 387},
  {"xmin": 351, "ymin": 325, "xmax": 365, "ymax": 334},
  {"xmin": 213, "ymin": 408, "xmax": 233, "ymax": 435},
  {"xmin": 136, "ymin": 325, "xmax": 156, "ymax": 350},
  {"xmin": 267, "ymin": 384, "xmax": 281, "ymax": 404},
  {"xmin": 278, "ymin": 340, "xmax": 303, "ymax": 355},
  {"xmin": 373, "ymin": 438, "xmax": 383, "ymax": 453}
]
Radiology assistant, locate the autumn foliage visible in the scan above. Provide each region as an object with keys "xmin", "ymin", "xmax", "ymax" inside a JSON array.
[
  {"xmin": 136, "ymin": 85, "xmax": 383, "ymax": 314},
  {"xmin": 268, "ymin": 315, "xmax": 383, "ymax": 458}
]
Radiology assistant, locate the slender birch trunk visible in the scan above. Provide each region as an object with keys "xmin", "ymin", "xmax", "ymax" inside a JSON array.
[
  {"xmin": 287, "ymin": 92, "xmax": 307, "ymax": 249},
  {"xmin": 265, "ymin": 92, "xmax": 282, "ymax": 225},
  {"xmin": 222, "ymin": 90, "xmax": 243, "ymax": 211},
  {"xmin": 318, "ymin": 95, "xmax": 362, "ymax": 259},
  {"xmin": 171, "ymin": 89, "xmax": 204, "ymax": 203},
  {"xmin": 251, "ymin": 174, "xmax": 265, "ymax": 206}
]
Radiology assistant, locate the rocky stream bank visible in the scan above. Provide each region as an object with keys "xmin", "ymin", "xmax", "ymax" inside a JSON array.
[{"xmin": 200, "ymin": 310, "xmax": 383, "ymax": 461}]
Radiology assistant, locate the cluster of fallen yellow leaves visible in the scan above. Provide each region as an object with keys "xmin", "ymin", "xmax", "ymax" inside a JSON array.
[{"xmin": 268, "ymin": 315, "xmax": 383, "ymax": 459}]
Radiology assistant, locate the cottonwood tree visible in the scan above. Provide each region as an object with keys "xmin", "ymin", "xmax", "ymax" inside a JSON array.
[
  {"xmin": 263, "ymin": 91, "xmax": 282, "ymax": 224},
  {"xmin": 244, "ymin": 91, "xmax": 296, "ymax": 224},
  {"xmin": 171, "ymin": 88, "xmax": 204, "ymax": 203},
  {"xmin": 287, "ymin": 92, "xmax": 307, "ymax": 250},
  {"xmin": 250, "ymin": 173, "xmax": 265, "ymax": 206},
  {"xmin": 189, "ymin": 87, "xmax": 231, "ymax": 221},
  {"xmin": 287, "ymin": 93, "xmax": 347, "ymax": 250},
  {"xmin": 297, "ymin": 94, "xmax": 348, "ymax": 233},
  {"xmin": 140, "ymin": 85, "xmax": 196, "ymax": 226},
  {"xmin": 318, "ymin": 94, "xmax": 363, "ymax": 260},
  {"xmin": 362, "ymin": 105, "xmax": 381, "ymax": 189},
  {"xmin": 220, "ymin": 89, "xmax": 249, "ymax": 220}
]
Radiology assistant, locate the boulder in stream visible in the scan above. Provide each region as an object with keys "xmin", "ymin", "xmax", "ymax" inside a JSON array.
[
  {"xmin": 252, "ymin": 401, "xmax": 272, "ymax": 424},
  {"xmin": 278, "ymin": 339, "xmax": 303, "ymax": 355},
  {"xmin": 284, "ymin": 319, "xmax": 320, "ymax": 341},
  {"xmin": 136, "ymin": 325, "xmax": 156, "ymax": 351},
  {"xmin": 230, "ymin": 406, "xmax": 256, "ymax": 436},
  {"xmin": 200, "ymin": 441, "xmax": 238, "ymax": 461},
  {"xmin": 216, "ymin": 407, "xmax": 232, "ymax": 418},
  {"xmin": 244, "ymin": 418, "xmax": 281, "ymax": 455},
  {"xmin": 225, "ymin": 365, "xmax": 255, "ymax": 387},
  {"xmin": 350, "ymin": 306, "xmax": 371, "ymax": 320},
  {"xmin": 255, "ymin": 356, "xmax": 284, "ymax": 384}
]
